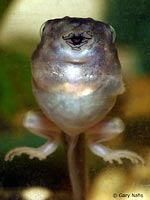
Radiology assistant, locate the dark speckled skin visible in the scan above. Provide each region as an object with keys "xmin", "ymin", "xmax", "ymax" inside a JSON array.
[{"xmin": 31, "ymin": 16, "xmax": 125, "ymax": 135}]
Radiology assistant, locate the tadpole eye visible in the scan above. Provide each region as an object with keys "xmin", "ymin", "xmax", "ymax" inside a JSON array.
[
  {"xmin": 40, "ymin": 22, "xmax": 46, "ymax": 36},
  {"xmin": 62, "ymin": 32, "xmax": 92, "ymax": 50},
  {"xmin": 109, "ymin": 25, "xmax": 116, "ymax": 43}
]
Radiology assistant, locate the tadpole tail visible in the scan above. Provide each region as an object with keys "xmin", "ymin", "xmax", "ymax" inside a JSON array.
[{"xmin": 63, "ymin": 133, "xmax": 88, "ymax": 200}]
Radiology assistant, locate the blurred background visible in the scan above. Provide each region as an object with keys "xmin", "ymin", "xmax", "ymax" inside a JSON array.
[{"xmin": 0, "ymin": 0, "xmax": 150, "ymax": 199}]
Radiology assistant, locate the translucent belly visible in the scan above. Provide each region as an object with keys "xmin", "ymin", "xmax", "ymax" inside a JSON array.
[{"xmin": 33, "ymin": 81, "xmax": 116, "ymax": 135}]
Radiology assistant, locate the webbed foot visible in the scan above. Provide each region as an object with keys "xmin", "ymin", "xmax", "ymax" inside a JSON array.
[
  {"xmin": 89, "ymin": 144, "xmax": 145, "ymax": 164},
  {"xmin": 5, "ymin": 141, "xmax": 59, "ymax": 161}
]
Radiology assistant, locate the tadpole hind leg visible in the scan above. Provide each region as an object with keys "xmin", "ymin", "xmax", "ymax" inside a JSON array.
[
  {"xmin": 5, "ymin": 110, "xmax": 61, "ymax": 161},
  {"xmin": 87, "ymin": 117, "xmax": 144, "ymax": 164}
]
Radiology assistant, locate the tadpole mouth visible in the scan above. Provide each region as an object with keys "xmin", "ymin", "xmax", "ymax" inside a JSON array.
[
  {"xmin": 62, "ymin": 31, "xmax": 92, "ymax": 50},
  {"xmin": 70, "ymin": 35, "xmax": 85, "ymax": 45}
]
